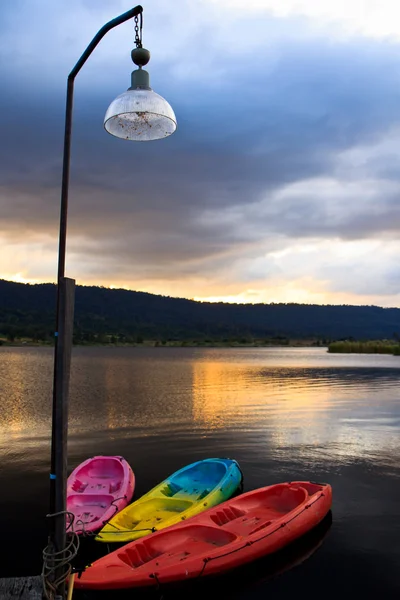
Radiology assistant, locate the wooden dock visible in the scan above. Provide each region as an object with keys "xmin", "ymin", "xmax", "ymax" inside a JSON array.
[{"xmin": 0, "ymin": 576, "xmax": 42, "ymax": 599}]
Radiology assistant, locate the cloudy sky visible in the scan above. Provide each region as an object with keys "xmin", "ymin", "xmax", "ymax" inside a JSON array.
[{"xmin": 2, "ymin": 0, "xmax": 400, "ymax": 305}]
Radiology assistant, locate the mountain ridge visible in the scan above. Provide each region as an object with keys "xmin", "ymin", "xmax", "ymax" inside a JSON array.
[{"xmin": 1, "ymin": 278, "xmax": 399, "ymax": 342}]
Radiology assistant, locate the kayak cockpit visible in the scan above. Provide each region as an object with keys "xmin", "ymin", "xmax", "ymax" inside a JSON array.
[
  {"xmin": 117, "ymin": 525, "xmax": 238, "ymax": 569},
  {"xmin": 164, "ymin": 460, "xmax": 228, "ymax": 501},
  {"xmin": 111, "ymin": 498, "xmax": 194, "ymax": 533},
  {"xmin": 231, "ymin": 484, "xmax": 307, "ymax": 513}
]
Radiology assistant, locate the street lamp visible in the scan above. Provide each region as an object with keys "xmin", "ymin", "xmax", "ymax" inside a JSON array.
[
  {"xmin": 45, "ymin": 6, "xmax": 176, "ymax": 598},
  {"xmin": 104, "ymin": 48, "xmax": 177, "ymax": 141}
]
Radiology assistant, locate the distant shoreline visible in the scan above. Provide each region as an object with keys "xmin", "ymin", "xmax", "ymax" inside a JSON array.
[
  {"xmin": 0, "ymin": 338, "xmax": 326, "ymax": 349},
  {"xmin": 2, "ymin": 338, "xmax": 400, "ymax": 355}
]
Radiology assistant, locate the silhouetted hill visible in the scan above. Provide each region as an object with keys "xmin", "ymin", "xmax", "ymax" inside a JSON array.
[{"xmin": 1, "ymin": 279, "xmax": 400, "ymax": 342}]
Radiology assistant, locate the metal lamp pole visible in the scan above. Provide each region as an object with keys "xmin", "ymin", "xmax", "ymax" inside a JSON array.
[{"xmin": 48, "ymin": 7, "xmax": 144, "ymax": 598}]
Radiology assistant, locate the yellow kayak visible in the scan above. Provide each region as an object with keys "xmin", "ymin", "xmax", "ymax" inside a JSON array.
[{"xmin": 96, "ymin": 458, "xmax": 242, "ymax": 543}]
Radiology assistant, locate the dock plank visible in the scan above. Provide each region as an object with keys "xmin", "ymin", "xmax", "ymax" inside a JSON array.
[{"xmin": 0, "ymin": 576, "xmax": 42, "ymax": 599}]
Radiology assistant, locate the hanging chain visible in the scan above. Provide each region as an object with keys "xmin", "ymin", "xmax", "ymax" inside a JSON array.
[{"xmin": 134, "ymin": 13, "xmax": 143, "ymax": 48}]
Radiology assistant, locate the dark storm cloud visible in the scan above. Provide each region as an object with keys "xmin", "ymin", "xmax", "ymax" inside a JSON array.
[{"xmin": 2, "ymin": 0, "xmax": 400, "ymax": 283}]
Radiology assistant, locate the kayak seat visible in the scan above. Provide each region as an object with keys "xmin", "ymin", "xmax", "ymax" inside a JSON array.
[
  {"xmin": 172, "ymin": 462, "xmax": 227, "ymax": 489},
  {"xmin": 139, "ymin": 498, "xmax": 193, "ymax": 515},
  {"xmin": 211, "ymin": 505, "xmax": 274, "ymax": 535},
  {"xmin": 68, "ymin": 493, "xmax": 115, "ymax": 531},
  {"xmin": 232, "ymin": 484, "xmax": 307, "ymax": 514},
  {"xmin": 118, "ymin": 524, "xmax": 238, "ymax": 569},
  {"xmin": 113, "ymin": 498, "xmax": 194, "ymax": 532},
  {"xmin": 68, "ymin": 493, "xmax": 114, "ymax": 509},
  {"xmin": 84, "ymin": 458, "xmax": 124, "ymax": 480}
]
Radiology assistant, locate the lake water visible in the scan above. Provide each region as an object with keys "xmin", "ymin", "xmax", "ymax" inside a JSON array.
[{"xmin": 0, "ymin": 346, "xmax": 399, "ymax": 598}]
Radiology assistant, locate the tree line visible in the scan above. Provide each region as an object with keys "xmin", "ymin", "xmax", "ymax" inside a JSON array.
[{"xmin": 1, "ymin": 279, "xmax": 400, "ymax": 344}]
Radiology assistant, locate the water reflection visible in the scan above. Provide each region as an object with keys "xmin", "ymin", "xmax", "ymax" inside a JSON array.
[
  {"xmin": 1, "ymin": 347, "xmax": 399, "ymax": 464},
  {"xmin": 0, "ymin": 348, "xmax": 52, "ymax": 444},
  {"xmin": 191, "ymin": 356, "xmax": 400, "ymax": 471},
  {"xmin": 191, "ymin": 360, "xmax": 336, "ymax": 429},
  {"xmin": 66, "ymin": 348, "xmax": 197, "ymax": 437}
]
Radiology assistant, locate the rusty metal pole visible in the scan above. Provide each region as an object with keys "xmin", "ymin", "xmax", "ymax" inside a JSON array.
[{"xmin": 47, "ymin": 7, "xmax": 143, "ymax": 598}]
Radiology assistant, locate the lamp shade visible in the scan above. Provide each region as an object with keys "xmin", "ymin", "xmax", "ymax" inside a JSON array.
[{"xmin": 104, "ymin": 73, "xmax": 177, "ymax": 142}]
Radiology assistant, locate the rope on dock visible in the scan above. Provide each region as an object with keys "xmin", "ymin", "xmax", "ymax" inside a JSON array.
[{"xmin": 42, "ymin": 511, "xmax": 80, "ymax": 600}]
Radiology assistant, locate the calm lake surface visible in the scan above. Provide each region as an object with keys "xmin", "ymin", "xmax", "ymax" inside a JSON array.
[{"xmin": 0, "ymin": 346, "xmax": 399, "ymax": 598}]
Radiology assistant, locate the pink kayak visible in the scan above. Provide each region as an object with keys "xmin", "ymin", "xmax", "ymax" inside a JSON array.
[{"xmin": 67, "ymin": 455, "xmax": 135, "ymax": 534}]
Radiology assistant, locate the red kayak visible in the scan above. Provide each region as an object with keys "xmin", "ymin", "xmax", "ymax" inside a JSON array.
[{"xmin": 75, "ymin": 480, "xmax": 332, "ymax": 589}]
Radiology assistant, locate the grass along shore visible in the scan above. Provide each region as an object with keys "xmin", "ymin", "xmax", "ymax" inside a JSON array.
[{"xmin": 328, "ymin": 340, "xmax": 400, "ymax": 355}]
